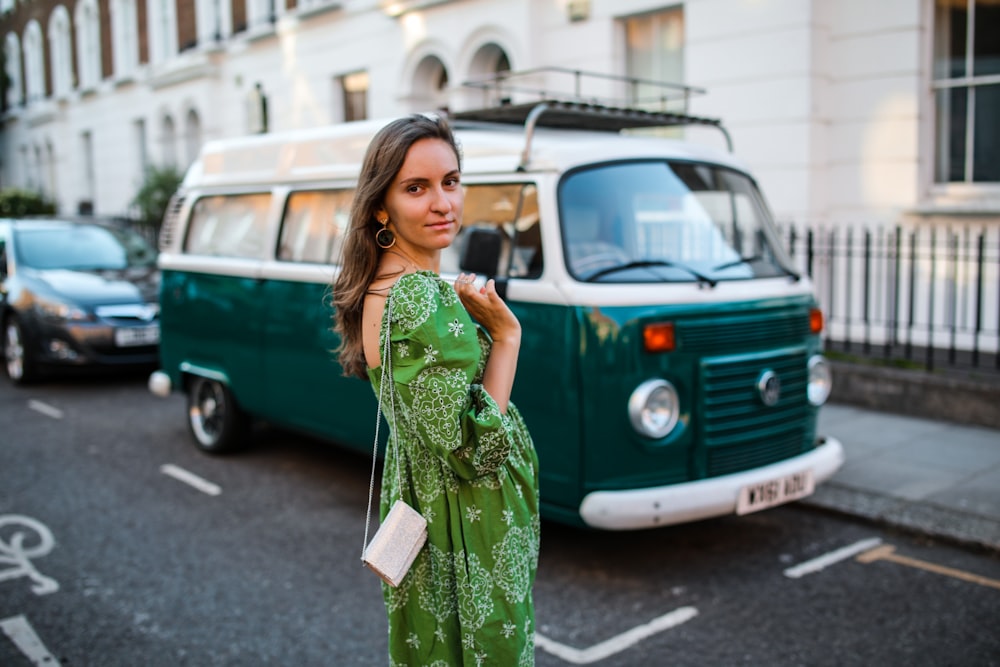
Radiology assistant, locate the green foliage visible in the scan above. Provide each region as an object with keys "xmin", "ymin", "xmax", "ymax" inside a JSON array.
[
  {"xmin": 0, "ymin": 188, "xmax": 57, "ymax": 216},
  {"xmin": 130, "ymin": 165, "xmax": 184, "ymax": 227}
]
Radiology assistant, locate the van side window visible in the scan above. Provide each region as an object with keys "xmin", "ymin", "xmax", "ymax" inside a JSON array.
[
  {"xmin": 185, "ymin": 194, "xmax": 272, "ymax": 258},
  {"xmin": 278, "ymin": 189, "xmax": 353, "ymax": 264},
  {"xmin": 445, "ymin": 183, "xmax": 542, "ymax": 279}
]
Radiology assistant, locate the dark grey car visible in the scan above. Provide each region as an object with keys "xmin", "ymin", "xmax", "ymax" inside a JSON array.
[{"xmin": 0, "ymin": 217, "xmax": 160, "ymax": 384}]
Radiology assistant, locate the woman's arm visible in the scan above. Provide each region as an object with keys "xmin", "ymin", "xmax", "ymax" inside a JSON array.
[{"xmin": 455, "ymin": 274, "xmax": 521, "ymax": 414}]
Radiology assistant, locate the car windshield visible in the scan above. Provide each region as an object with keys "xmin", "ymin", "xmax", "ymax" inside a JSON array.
[
  {"xmin": 559, "ymin": 160, "xmax": 797, "ymax": 283},
  {"xmin": 16, "ymin": 224, "xmax": 157, "ymax": 271}
]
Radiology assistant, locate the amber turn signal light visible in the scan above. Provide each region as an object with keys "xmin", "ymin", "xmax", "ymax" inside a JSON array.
[
  {"xmin": 643, "ymin": 322, "xmax": 675, "ymax": 352},
  {"xmin": 809, "ymin": 308, "xmax": 824, "ymax": 334}
]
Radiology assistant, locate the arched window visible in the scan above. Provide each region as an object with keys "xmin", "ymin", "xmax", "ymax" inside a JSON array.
[
  {"xmin": 75, "ymin": 0, "xmax": 102, "ymax": 90},
  {"xmin": 111, "ymin": 0, "xmax": 139, "ymax": 80},
  {"xmin": 408, "ymin": 54, "xmax": 449, "ymax": 112},
  {"xmin": 23, "ymin": 21, "xmax": 45, "ymax": 103},
  {"xmin": 457, "ymin": 41, "xmax": 513, "ymax": 109},
  {"xmin": 184, "ymin": 108, "xmax": 202, "ymax": 167},
  {"xmin": 49, "ymin": 7, "xmax": 73, "ymax": 98},
  {"xmin": 161, "ymin": 114, "xmax": 177, "ymax": 167},
  {"xmin": 147, "ymin": 0, "xmax": 179, "ymax": 64},
  {"xmin": 4, "ymin": 33, "xmax": 24, "ymax": 108}
]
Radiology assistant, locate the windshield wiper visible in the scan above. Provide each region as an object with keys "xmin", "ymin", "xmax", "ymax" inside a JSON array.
[
  {"xmin": 711, "ymin": 254, "xmax": 801, "ymax": 281},
  {"xmin": 586, "ymin": 260, "xmax": 717, "ymax": 287}
]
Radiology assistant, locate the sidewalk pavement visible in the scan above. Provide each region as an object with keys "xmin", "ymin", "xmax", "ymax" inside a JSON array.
[{"xmin": 801, "ymin": 403, "xmax": 1000, "ymax": 554}]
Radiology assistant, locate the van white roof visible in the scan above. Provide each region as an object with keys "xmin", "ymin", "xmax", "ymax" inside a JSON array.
[{"xmin": 182, "ymin": 116, "xmax": 750, "ymax": 190}]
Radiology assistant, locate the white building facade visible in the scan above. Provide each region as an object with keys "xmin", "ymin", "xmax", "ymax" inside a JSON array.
[{"xmin": 0, "ymin": 0, "xmax": 997, "ymax": 226}]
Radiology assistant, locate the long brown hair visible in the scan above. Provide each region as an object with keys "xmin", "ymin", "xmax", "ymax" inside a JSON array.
[{"xmin": 332, "ymin": 114, "xmax": 462, "ymax": 378}]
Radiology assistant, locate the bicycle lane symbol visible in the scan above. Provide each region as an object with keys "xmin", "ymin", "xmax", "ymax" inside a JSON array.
[
  {"xmin": 1, "ymin": 515, "xmax": 62, "ymax": 666},
  {"xmin": 0, "ymin": 515, "xmax": 59, "ymax": 595}
]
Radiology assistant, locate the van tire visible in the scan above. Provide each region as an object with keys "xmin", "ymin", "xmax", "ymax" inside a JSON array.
[{"xmin": 186, "ymin": 376, "xmax": 249, "ymax": 454}]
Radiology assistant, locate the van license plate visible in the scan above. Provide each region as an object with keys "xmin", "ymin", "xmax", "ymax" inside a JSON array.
[
  {"xmin": 115, "ymin": 324, "xmax": 160, "ymax": 347},
  {"xmin": 736, "ymin": 470, "xmax": 815, "ymax": 515}
]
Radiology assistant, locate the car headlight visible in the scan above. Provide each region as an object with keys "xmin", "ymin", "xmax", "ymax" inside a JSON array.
[
  {"xmin": 628, "ymin": 379, "xmax": 680, "ymax": 439},
  {"xmin": 34, "ymin": 296, "xmax": 90, "ymax": 322},
  {"xmin": 808, "ymin": 355, "xmax": 832, "ymax": 406}
]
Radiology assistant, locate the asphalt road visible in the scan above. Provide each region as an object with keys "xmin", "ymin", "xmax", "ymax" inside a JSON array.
[{"xmin": 1, "ymin": 371, "xmax": 998, "ymax": 666}]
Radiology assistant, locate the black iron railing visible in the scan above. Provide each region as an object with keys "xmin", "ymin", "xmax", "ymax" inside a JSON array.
[{"xmin": 785, "ymin": 222, "xmax": 1000, "ymax": 376}]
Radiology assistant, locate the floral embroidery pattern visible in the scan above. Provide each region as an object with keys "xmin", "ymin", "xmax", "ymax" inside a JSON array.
[{"xmin": 371, "ymin": 272, "xmax": 540, "ymax": 666}]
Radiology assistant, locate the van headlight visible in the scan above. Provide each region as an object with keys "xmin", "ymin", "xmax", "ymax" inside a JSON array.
[
  {"xmin": 628, "ymin": 379, "xmax": 680, "ymax": 439},
  {"xmin": 807, "ymin": 355, "xmax": 832, "ymax": 406}
]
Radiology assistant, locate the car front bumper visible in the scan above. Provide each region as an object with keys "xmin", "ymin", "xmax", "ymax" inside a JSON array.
[{"xmin": 578, "ymin": 437, "xmax": 845, "ymax": 530}]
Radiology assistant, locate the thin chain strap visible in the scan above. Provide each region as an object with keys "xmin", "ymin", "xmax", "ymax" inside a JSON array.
[{"xmin": 361, "ymin": 290, "xmax": 404, "ymax": 560}]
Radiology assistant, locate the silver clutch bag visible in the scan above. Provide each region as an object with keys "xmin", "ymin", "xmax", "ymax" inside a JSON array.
[{"xmin": 362, "ymin": 499, "xmax": 428, "ymax": 587}]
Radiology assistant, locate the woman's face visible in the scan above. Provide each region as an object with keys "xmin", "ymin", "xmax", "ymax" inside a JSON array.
[{"xmin": 378, "ymin": 137, "xmax": 463, "ymax": 260}]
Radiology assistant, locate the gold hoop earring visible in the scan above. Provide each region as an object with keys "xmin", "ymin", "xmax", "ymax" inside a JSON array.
[{"xmin": 375, "ymin": 217, "xmax": 395, "ymax": 249}]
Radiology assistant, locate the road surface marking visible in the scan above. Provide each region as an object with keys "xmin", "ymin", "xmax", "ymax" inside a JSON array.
[
  {"xmin": 0, "ymin": 515, "xmax": 59, "ymax": 595},
  {"xmin": 160, "ymin": 464, "xmax": 221, "ymax": 496},
  {"xmin": 1, "ymin": 615, "xmax": 62, "ymax": 666},
  {"xmin": 534, "ymin": 606, "xmax": 698, "ymax": 664},
  {"xmin": 783, "ymin": 537, "xmax": 883, "ymax": 579},
  {"xmin": 27, "ymin": 400, "xmax": 63, "ymax": 420},
  {"xmin": 857, "ymin": 544, "xmax": 1000, "ymax": 590}
]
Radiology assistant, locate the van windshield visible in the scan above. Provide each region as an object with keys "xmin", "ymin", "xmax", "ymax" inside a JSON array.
[{"xmin": 559, "ymin": 160, "xmax": 797, "ymax": 283}]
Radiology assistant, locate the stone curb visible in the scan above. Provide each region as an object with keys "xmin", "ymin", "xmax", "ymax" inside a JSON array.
[{"xmin": 798, "ymin": 481, "xmax": 1000, "ymax": 555}]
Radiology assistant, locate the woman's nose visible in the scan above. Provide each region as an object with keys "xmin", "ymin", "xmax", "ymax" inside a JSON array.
[{"xmin": 431, "ymin": 186, "xmax": 454, "ymax": 213}]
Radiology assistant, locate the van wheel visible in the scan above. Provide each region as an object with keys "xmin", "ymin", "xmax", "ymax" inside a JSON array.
[
  {"xmin": 3, "ymin": 315, "xmax": 37, "ymax": 385},
  {"xmin": 187, "ymin": 376, "xmax": 249, "ymax": 454}
]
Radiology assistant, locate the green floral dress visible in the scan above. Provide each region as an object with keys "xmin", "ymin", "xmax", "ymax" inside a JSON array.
[{"xmin": 366, "ymin": 271, "xmax": 541, "ymax": 667}]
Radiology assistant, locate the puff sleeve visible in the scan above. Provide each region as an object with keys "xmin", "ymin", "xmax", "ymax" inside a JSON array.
[{"xmin": 383, "ymin": 273, "xmax": 514, "ymax": 481}]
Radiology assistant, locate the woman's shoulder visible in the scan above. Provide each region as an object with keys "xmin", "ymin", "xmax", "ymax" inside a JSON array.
[{"xmin": 389, "ymin": 271, "xmax": 459, "ymax": 333}]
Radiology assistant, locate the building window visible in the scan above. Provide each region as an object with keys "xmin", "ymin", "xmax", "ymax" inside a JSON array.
[
  {"xmin": 23, "ymin": 21, "xmax": 45, "ymax": 103},
  {"xmin": 148, "ymin": 0, "xmax": 179, "ymax": 64},
  {"xmin": 933, "ymin": 0, "xmax": 1000, "ymax": 183},
  {"xmin": 81, "ymin": 131, "xmax": 96, "ymax": 211},
  {"xmin": 4, "ymin": 33, "xmax": 23, "ymax": 109},
  {"xmin": 111, "ymin": 0, "xmax": 140, "ymax": 80},
  {"xmin": 49, "ymin": 7, "xmax": 73, "ymax": 98},
  {"xmin": 339, "ymin": 70, "xmax": 368, "ymax": 122},
  {"xmin": 161, "ymin": 114, "xmax": 177, "ymax": 167},
  {"xmin": 624, "ymin": 7, "xmax": 685, "ymax": 111},
  {"xmin": 184, "ymin": 108, "xmax": 202, "ymax": 167},
  {"xmin": 75, "ymin": 0, "xmax": 102, "ymax": 90},
  {"xmin": 134, "ymin": 119, "xmax": 149, "ymax": 175}
]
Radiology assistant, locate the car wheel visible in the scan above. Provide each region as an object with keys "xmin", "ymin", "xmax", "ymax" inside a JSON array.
[
  {"xmin": 3, "ymin": 315, "xmax": 37, "ymax": 385},
  {"xmin": 186, "ymin": 375, "xmax": 249, "ymax": 454}
]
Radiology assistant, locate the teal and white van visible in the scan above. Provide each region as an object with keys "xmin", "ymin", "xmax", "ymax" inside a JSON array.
[{"xmin": 149, "ymin": 99, "xmax": 843, "ymax": 530}]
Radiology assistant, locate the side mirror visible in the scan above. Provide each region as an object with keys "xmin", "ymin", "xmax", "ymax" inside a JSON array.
[{"xmin": 460, "ymin": 227, "xmax": 507, "ymax": 299}]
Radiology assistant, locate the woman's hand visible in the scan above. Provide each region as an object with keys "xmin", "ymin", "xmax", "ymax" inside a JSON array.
[
  {"xmin": 454, "ymin": 273, "xmax": 521, "ymax": 413},
  {"xmin": 454, "ymin": 273, "xmax": 522, "ymax": 345}
]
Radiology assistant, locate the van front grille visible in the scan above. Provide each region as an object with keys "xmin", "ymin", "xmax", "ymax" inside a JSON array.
[
  {"xmin": 678, "ymin": 310, "xmax": 810, "ymax": 353},
  {"xmin": 700, "ymin": 349, "xmax": 810, "ymax": 477}
]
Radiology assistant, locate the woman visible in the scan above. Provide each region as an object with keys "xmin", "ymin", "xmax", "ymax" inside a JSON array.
[{"xmin": 333, "ymin": 114, "xmax": 540, "ymax": 666}]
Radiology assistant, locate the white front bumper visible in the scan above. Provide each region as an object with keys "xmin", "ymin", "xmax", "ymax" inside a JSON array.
[{"xmin": 578, "ymin": 437, "xmax": 845, "ymax": 530}]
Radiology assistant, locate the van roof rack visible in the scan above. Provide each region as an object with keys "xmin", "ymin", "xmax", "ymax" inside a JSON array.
[{"xmin": 450, "ymin": 67, "xmax": 733, "ymax": 169}]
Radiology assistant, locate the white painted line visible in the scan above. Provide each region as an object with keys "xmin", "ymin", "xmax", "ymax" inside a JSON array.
[
  {"xmin": 784, "ymin": 537, "xmax": 883, "ymax": 579},
  {"xmin": 535, "ymin": 606, "xmax": 698, "ymax": 664},
  {"xmin": 160, "ymin": 464, "xmax": 221, "ymax": 496},
  {"xmin": 1, "ymin": 615, "xmax": 62, "ymax": 666},
  {"xmin": 27, "ymin": 400, "xmax": 63, "ymax": 420}
]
